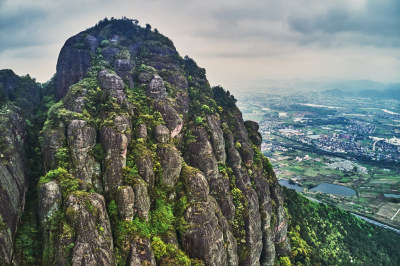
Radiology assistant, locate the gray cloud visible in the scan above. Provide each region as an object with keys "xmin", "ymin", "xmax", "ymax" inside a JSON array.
[
  {"xmin": 288, "ymin": 0, "xmax": 400, "ymax": 47},
  {"xmin": 0, "ymin": 0, "xmax": 398, "ymax": 86},
  {"xmin": 190, "ymin": 0, "xmax": 400, "ymax": 48},
  {"xmin": 0, "ymin": 6, "xmax": 49, "ymax": 51}
]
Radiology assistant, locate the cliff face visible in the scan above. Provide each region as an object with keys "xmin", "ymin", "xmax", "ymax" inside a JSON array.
[
  {"xmin": 0, "ymin": 70, "xmax": 42, "ymax": 264},
  {"xmin": 1, "ymin": 18, "xmax": 290, "ymax": 265}
]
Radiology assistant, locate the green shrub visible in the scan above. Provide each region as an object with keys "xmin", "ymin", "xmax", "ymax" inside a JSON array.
[
  {"xmin": 150, "ymin": 199, "xmax": 174, "ymax": 235},
  {"xmin": 39, "ymin": 167, "xmax": 80, "ymax": 197},
  {"xmin": 195, "ymin": 116, "xmax": 203, "ymax": 125},
  {"xmin": 116, "ymin": 49, "xmax": 131, "ymax": 60},
  {"xmin": 152, "ymin": 236, "xmax": 167, "ymax": 259},
  {"xmin": 55, "ymin": 147, "xmax": 70, "ymax": 168},
  {"xmin": 91, "ymin": 143, "xmax": 105, "ymax": 161},
  {"xmin": 234, "ymin": 141, "xmax": 242, "ymax": 150},
  {"xmin": 100, "ymin": 40, "xmax": 110, "ymax": 47}
]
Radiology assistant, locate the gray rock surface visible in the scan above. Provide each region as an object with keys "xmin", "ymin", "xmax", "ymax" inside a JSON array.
[
  {"xmin": 147, "ymin": 75, "xmax": 167, "ymax": 99},
  {"xmin": 128, "ymin": 237, "xmax": 156, "ymax": 266},
  {"xmin": 65, "ymin": 192, "xmax": 114, "ymax": 266},
  {"xmin": 251, "ymin": 168, "xmax": 276, "ymax": 265},
  {"xmin": 55, "ymin": 34, "xmax": 92, "ymax": 99},
  {"xmin": 84, "ymin": 35, "xmax": 99, "ymax": 52},
  {"xmin": 100, "ymin": 116, "xmax": 131, "ymax": 195},
  {"xmin": 67, "ymin": 120, "xmax": 100, "ymax": 184},
  {"xmin": 182, "ymin": 198, "xmax": 228, "ymax": 265},
  {"xmin": 136, "ymin": 123, "xmax": 147, "ymax": 139},
  {"xmin": 157, "ymin": 144, "xmax": 182, "ymax": 187},
  {"xmin": 38, "ymin": 181, "xmax": 62, "ymax": 222},
  {"xmin": 181, "ymin": 165, "xmax": 208, "ymax": 202},
  {"xmin": 207, "ymin": 115, "xmax": 226, "ymax": 163},
  {"xmin": 133, "ymin": 179, "xmax": 150, "ymax": 221},
  {"xmin": 42, "ymin": 123, "xmax": 66, "ymax": 172},
  {"xmin": 153, "ymin": 100, "xmax": 183, "ymax": 138},
  {"xmin": 116, "ymin": 186, "xmax": 135, "ymax": 220},
  {"xmin": 0, "ymin": 111, "xmax": 28, "ymax": 264},
  {"xmin": 136, "ymin": 153, "xmax": 155, "ymax": 188},
  {"xmin": 102, "ymin": 47, "xmax": 120, "ymax": 62},
  {"xmin": 185, "ymin": 127, "xmax": 235, "ymax": 220},
  {"xmin": 98, "ymin": 69, "xmax": 124, "ymax": 91},
  {"xmin": 153, "ymin": 124, "xmax": 170, "ymax": 143}
]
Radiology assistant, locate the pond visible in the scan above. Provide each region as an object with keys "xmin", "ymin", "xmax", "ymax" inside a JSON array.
[
  {"xmin": 311, "ymin": 183, "xmax": 356, "ymax": 197},
  {"xmin": 279, "ymin": 179, "xmax": 303, "ymax": 192},
  {"xmin": 384, "ymin": 193, "xmax": 400, "ymax": 199}
]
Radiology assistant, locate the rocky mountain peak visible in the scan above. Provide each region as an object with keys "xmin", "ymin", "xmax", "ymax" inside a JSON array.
[{"xmin": 0, "ymin": 18, "xmax": 290, "ymax": 265}]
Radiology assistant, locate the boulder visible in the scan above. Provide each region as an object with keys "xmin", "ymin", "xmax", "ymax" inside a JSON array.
[
  {"xmin": 84, "ymin": 35, "xmax": 99, "ymax": 52},
  {"xmin": 147, "ymin": 75, "xmax": 167, "ymax": 99},
  {"xmin": 116, "ymin": 186, "xmax": 135, "ymax": 220},
  {"xmin": 136, "ymin": 123, "xmax": 147, "ymax": 139},
  {"xmin": 114, "ymin": 59, "xmax": 133, "ymax": 72},
  {"xmin": 136, "ymin": 153, "xmax": 154, "ymax": 188},
  {"xmin": 133, "ymin": 179, "xmax": 150, "ymax": 221},
  {"xmin": 153, "ymin": 100, "xmax": 183, "ymax": 138},
  {"xmin": 181, "ymin": 165, "xmax": 208, "ymax": 202},
  {"xmin": 153, "ymin": 124, "xmax": 170, "ymax": 143},
  {"xmin": 98, "ymin": 69, "xmax": 125, "ymax": 91},
  {"xmin": 157, "ymin": 144, "xmax": 182, "ymax": 187}
]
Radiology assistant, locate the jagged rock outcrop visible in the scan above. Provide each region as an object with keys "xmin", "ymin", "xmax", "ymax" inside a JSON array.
[
  {"xmin": 1, "ymin": 18, "xmax": 291, "ymax": 265},
  {"xmin": 128, "ymin": 237, "xmax": 156, "ymax": 265},
  {"xmin": 153, "ymin": 124, "xmax": 170, "ymax": 143},
  {"xmin": 182, "ymin": 198, "xmax": 228, "ymax": 265}
]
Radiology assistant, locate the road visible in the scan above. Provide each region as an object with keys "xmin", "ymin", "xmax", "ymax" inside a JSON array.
[
  {"xmin": 352, "ymin": 213, "xmax": 400, "ymax": 234},
  {"xmin": 391, "ymin": 207, "xmax": 400, "ymax": 221}
]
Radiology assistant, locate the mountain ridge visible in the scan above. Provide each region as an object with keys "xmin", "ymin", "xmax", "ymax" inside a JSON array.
[{"xmin": 0, "ymin": 18, "xmax": 290, "ymax": 265}]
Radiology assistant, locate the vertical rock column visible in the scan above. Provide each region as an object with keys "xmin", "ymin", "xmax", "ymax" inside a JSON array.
[
  {"xmin": 67, "ymin": 119, "xmax": 100, "ymax": 186},
  {"xmin": 100, "ymin": 115, "xmax": 131, "ymax": 197}
]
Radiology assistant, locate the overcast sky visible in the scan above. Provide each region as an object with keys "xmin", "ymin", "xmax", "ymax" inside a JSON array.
[{"xmin": 0, "ymin": 0, "xmax": 399, "ymax": 91}]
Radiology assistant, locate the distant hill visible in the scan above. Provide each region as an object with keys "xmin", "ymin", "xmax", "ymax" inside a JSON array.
[{"xmin": 322, "ymin": 83, "xmax": 400, "ymax": 99}]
